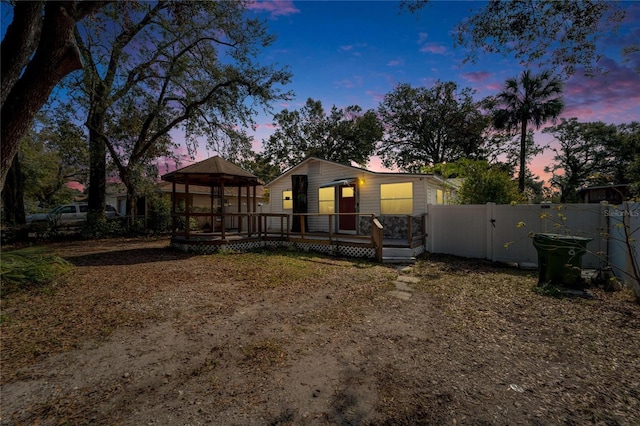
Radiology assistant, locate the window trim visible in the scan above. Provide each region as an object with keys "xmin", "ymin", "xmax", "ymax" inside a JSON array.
[
  {"xmin": 318, "ymin": 187, "xmax": 335, "ymax": 214},
  {"xmin": 380, "ymin": 182, "xmax": 413, "ymax": 215},
  {"xmin": 282, "ymin": 190, "xmax": 293, "ymax": 210}
]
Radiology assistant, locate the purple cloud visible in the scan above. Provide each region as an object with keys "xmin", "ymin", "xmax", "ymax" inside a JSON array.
[
  {"xmin": 460, "ymin": 71, "xmax": 493, "ymax": 83},
  {"xmin": 387, "ymin": 59, "xmax": 403, "ymax": 67},
  {"xmin": 562, "ymin": 57, "xmax": 640, "ymax": 123},
  {"xmin": 246, "ymin": 1, "xmax": 300, "ymax": 17},
  {"xmin": 334, "ymin": 76, "xmax": 364, "ymax": 89},
  {"xmin": 340, "ymin": 43, "xmax": 368, "ymax": 55},
  {"xmin": 419, "ymin": 42, "xmax": 447, "ymax": 55},
  {"xmin": 365, "ymin": 90, "xmax": 385, "ymax": 102}
]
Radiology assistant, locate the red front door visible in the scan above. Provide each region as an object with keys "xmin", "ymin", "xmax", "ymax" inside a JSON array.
[{"xmin": 338, "ymin": 185, "xmax": 356, "ymax": 231}]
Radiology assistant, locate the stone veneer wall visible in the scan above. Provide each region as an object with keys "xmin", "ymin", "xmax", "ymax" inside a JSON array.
[{"xmin": 359, "ymin": 215, "xmax": 424, "ymax": 240}]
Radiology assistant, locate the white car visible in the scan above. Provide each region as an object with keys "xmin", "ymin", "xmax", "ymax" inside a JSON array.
[{"xmin": 26, "ymin": 203, "xmax": 120, "ymax": 227}]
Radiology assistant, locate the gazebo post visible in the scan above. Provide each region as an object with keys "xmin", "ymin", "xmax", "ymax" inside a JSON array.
[
  {"xmin": 172, "ymin": 181, "xmax": 177, "ymax": 236},
  {"xmin": 252, "ymin": 184, "xmax": 257, "ymax": 236},
  {"xmin": 237, "ymin": 184, "xmax": 242, "ymax": 234},
  {"xmin": 245, "ymin": 185, "xmax": 250, "ymax": 236},
  {"xmin": 220, "ymin": 180, "xmax": 226, "ymax": 240},
  {"xmin": 185, "ymin": 177, "xmax": 190, "ymax": 239},
  {"xmin": 210, "ymin": 186, "xmax": 214, "ymax": 233}
]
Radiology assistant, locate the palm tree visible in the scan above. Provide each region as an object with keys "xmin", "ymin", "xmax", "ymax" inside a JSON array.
[{"xmin": 493, "ymin": 70, "xmax": 565, "ymax": 193}]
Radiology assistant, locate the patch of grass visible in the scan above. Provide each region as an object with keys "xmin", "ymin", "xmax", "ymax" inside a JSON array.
[
  {"xmin": 532, "ymin": 282, "xmax": 564, "ymax": 298},
  {"xmin": 0, "ymin": 247, "xmax": 72, "ymax": 296}
]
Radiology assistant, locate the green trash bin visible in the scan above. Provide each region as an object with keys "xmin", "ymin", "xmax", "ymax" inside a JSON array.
[{"xmin": 531, "ymin": 233, "xmax": 592, "ymax": 287}]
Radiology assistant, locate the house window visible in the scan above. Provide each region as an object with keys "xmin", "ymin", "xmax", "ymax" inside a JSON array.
[
  {"xmin": 341, "ymin": 186, "xmax": 354, "ymax": 198},
  {"xmin": 282, "ymin": 190, "xmax": 293, "ymax": 210},
  {"xmin": 436, "ymin": 189, "xmax": 444, "ymax": 205},
  {"xmin": 380, "ymin": 182, "xmax": 413, "ymax": 214},
  {"xmin": 319, "ymin": 187, "xmax": 335, "ymax": 214}
]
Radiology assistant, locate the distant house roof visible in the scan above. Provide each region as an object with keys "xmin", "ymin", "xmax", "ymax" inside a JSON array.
[
  {"xmin": 161, "ymin": 156, "xmax": 260, "ymax": 186},
  {"xmin": 265, "ymin": 156, "xmax": 451, "ymax": 188},
  {"xmin": 577, "ymin": 183, "xmax": 630, "ymax": 204}
]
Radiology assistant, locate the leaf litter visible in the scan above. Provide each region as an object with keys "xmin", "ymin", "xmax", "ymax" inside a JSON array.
[{"xmin": 1, "ymin": 239, "xmax": 639, "ymax": 425}]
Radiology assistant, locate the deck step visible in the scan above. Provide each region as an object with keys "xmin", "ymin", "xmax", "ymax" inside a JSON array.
[
  {"xmin": 382, "ymin": 247, "xmax": 415, "ymax": 264},
  {"xmin": 382, "ymin": 256, "xmax": 416, "ymax": 264}
]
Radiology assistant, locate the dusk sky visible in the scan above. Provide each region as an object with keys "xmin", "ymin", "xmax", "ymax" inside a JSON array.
[
  {"xmin": 218, "ymin": 0, "xmax": 640, "ymax": 182},
  {"xmin": 2, "ymin": 1, "xmax": 639, "ymax": 183}
]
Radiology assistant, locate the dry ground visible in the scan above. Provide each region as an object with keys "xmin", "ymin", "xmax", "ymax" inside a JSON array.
[{"xmin": 1, "ymin": 238, "xmax": 639, "ymax": 425}]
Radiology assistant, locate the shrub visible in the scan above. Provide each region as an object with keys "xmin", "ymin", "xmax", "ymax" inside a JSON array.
[{"xmin": 147, "ymin": 195, "xmax": 172, "ymax": 234}]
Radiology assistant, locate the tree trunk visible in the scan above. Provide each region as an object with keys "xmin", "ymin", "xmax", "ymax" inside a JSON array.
[
  {"xmin": 518, "ymin": 119, "xmax": 528, "ymax": 193},
  {"xmin": 1, "ymin": 1, "xmax": 44, "ymax": 108},
  {"xmin": 1, "ymin": 2, "xmax": 85, "ymax": 191},
  {"xmin": 1, "ymin": 154, "xmax": 27, "ymax": 227},
  {"xmin": 121, "ymin": 173, "xmax": 138, "ymax": 227},
  {"xmin": 87, "ymin": 122, "xmax": 107, "ymax": 221}
]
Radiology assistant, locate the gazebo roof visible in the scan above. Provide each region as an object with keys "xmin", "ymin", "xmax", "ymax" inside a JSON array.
[{"xmin": 161, "ymin": 156, "xmax": 259, "ymax": 186}]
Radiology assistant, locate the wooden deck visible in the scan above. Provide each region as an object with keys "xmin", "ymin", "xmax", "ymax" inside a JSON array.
[{"xmin": 170, "ymin": 212, "xmax": 426, "ymax": 262}]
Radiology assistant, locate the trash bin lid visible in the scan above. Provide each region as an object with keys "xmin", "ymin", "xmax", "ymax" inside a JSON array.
[
  {"xmin": 532, "ymin": 233, "xmax": 592, "ymax": 243},
  {"xmin": 531, "ymin": 233, "xmax": 593, "ymax": 251}
]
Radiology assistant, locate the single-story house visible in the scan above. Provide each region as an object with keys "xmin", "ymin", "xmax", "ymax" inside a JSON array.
[
  {"xmin": 578, "ymin": 184, "xmax": 631, "ymax": 205},
  {"xmin": 265, "ymin": 157, "xmax": 456, "ymax": 239}
]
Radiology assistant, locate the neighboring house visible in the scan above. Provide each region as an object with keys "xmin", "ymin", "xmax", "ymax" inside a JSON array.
[
  {"xmin": 578, "ymin": 184, "xmax": 631, "ymax": 205},
  {"xmin": 265, "ymin": 157, "xmax": 455, "ymax": 238}
]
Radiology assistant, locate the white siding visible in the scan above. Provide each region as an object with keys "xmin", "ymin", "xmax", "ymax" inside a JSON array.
[{"xmin": 265, "ymin": 158, "xmax": 444, "ymax": 232}]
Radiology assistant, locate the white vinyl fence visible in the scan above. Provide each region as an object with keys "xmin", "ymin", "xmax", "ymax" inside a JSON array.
[{"xmin": 425, "ymin": 202, "xmax": 631, "ymax": 270}]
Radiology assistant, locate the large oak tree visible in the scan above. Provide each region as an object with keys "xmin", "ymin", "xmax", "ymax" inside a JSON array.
[
  {"xmin": 1, "ymin": 1, "xmax": 109, "ymax": 191},
  {"xmin": 377, "ymin": 81, "xmax": 488, "ymax": 173},
  {"xmin": 403, "ymin": 0, "xmax": 631, "ymax": 77},
  {"xmin": 70, "ymin": 1, "xmax": 291, "ymax": 220},
  {"xmin": 543, "ymin": 118, "xmax": 617, "ymax": 202},
  {"xmin": 263, "ymin": 98, "xmax": 383, "ymax": 171}
]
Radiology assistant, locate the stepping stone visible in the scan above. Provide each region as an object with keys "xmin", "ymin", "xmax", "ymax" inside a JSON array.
[
  {"xmin": 394, "ymin": 281, "xmax": 413, "ymax": 292},
  {"xmin": 397, "ymin": 275, "xmax": 420, "ymax": 284},
  {"xmin": 387, "ymin": 290, "xmax": 412, "ymax": 300},
  {"xmin": 398, "ymin": 266, "xmax": 413, "ymax": 273}
]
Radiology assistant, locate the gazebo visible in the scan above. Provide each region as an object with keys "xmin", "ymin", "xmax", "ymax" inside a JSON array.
[{"xmin": 161, "ymin": 156, "xmax": 263, "ymax": 249}]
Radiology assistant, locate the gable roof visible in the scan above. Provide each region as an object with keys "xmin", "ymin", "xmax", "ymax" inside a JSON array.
[
  {"xmin": 161, "ymin": 156, "xmax": 259, "ymax": 186},
  {"xmin": 157, "ymin": 181, "xmax": 265, "ymax": 197},
  {"xmin": 266, "ymin": 157, "xmax": 451, "ymax": 188}
]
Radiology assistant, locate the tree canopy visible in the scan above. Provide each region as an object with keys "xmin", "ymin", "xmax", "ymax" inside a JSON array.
[
  {"xmin": 262, "ymin": 98, "xmax": 383, "ymax": 171},
  {"xmin": 455, "ymin": 160, "xmax": 523, "ymax": 205},
  {"xmin": 543, "ymin": 118, "xmax": 617, "ymax": 202},
  {"xmin": 69, "ymin": 1, "xmax": 291, "ymax": 218},
  {"xmin": 21, "ymin": 111, "xmax": 88, "ymax": 209},
  {"xmin": 453, "ymin": 0, "xmax": 629, "ymax": 77},
  {"xmin": 492, "ymin": 70, "xmax": 564, "ymax": 192},
  {"xmin": 377, "ymin": 81, "xmax": 488, "ymax": 172}
]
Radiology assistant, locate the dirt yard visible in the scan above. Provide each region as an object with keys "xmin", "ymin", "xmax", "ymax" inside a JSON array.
[{"xmin": 1, "ymin": 238, "xmax": 639, "ymax": 425}]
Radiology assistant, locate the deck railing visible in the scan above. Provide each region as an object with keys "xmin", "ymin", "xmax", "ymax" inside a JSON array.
[{"xmin": 171, "ymin": 212, "xmax": 427, "ymax": 251}]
